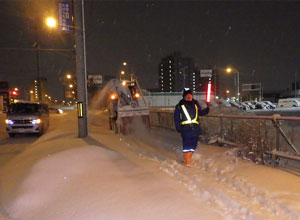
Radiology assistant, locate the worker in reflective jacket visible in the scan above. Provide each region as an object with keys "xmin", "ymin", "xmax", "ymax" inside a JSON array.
[{"xmin": 174, "ymin": 88, "xmax": 209, "ymax": 167}]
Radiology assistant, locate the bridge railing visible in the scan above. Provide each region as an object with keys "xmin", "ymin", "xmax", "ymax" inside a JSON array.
[{"xmin": 150, "ymin": 109, "xmax": 300, "ymax": 163}]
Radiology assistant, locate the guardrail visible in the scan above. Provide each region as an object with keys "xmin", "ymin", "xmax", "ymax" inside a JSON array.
[{"xmin": 150, "ymin": 109, "xmax": 300, "ymax": 166}]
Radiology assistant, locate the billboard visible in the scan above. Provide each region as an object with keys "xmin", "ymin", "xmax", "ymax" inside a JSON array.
[
  {"xmin": 200, "ymin": 69, "xmax": 213, "ymax": 78},
  {"xmin": 58, "ymin": 1, "xmax": 72, "ymax": 32}
]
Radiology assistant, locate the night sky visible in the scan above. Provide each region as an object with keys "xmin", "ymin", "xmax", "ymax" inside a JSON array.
[{"xmin": 1, "ymin": 0, "xmax": 300, "ymax": 100}]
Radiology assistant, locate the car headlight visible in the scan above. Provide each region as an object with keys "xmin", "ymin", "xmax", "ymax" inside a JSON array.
[
  {"xmin": 5, "ymin": 119, "xmax": 14, "ymax": 125},
  {"xmin": 32, "ymin": 119, "xmax": 41, "ymax": 125}
]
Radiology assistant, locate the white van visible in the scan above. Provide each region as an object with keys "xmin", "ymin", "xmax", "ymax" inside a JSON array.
[{"xmin": 277, "ymin": 98, "xmax": 300, "ymax": 108}]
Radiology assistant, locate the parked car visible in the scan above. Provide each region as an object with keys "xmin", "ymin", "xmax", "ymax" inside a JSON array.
[
  {"xmin": 243, "ymin": 102, "xmax": 256, "ymax": 110},
  {"xmin": 251, "ymin": 101, "xmax": 268, "ymax": 110},
  {"xmin": 240, "ymin": 102, "xmax": 250, "ymax": 110},
  {"xmin": 277, "ymin": 98, "xmax": 300, "ymax": 108},
  {"xmin": 262, "ymin": 101, "xmax": 276, "ymax": 109},
  {"xmin": 209, "ymin": 100, "xmax": 219, "ymax": 107},
  {"xmin": 229, "ymin": 101, "xmax": 242, "ymax": 110},
  {"xmin": 216, "ymin": 99, "xmax": 231, "ymax": 107},
  {"xmin": 5, "ymin": 102, "xmax": 49, "ymax": 137}
]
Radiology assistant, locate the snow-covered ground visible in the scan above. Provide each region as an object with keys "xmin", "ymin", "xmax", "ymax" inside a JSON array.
[{"xmin": 0, "ymin": 111, "xmax": 300, "ymax": 220}]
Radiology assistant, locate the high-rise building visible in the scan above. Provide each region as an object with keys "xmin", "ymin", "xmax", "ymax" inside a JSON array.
[
  {"xmin": 30, "ymin": 78, "xmax": 48, "ymax": 102},
  {"xmin": 158, "ymin": 52, "xmax": 199, "ymax": 92},
  {"xmin": 158, "ymin": 52, "xmax": 219, "ymax": 96}
]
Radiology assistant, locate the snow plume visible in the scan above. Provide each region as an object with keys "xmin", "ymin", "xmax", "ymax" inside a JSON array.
[{"xmin": 89, "ymin": 79, "xmax": 120, "ymax": 111}]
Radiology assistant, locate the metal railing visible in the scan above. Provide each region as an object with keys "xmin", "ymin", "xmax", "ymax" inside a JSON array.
[{"xmin": 150, "ymin": 110, "xmax": 300, "ymax": 163}]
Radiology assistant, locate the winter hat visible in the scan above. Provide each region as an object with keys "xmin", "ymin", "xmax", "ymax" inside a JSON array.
[{"xmin": 182, "ymin": 88, "xmax": 192, "ymax": 97}]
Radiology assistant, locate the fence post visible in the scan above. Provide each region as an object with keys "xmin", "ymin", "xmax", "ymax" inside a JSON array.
[{"xmin": 220, "ymin": 117, "xmax": 224, "ymax": 139}]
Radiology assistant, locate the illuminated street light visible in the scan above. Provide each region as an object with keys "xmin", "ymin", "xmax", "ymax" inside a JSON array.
[
  {"xmin": 14, "ymin": 88, "xmax": 18, "ymax": 91},
  {"xmin": 45, "ymin": 17, "xmax": 57, "ymax": 28},
  {"xmin": 226, "ymin": 90, "xmax": 230, "ymax": 94},
  {"xmin": 123, "ymin": 62, "xmax": 127, "ymax": 66},
  {"xmin": 30, "ymin": 90, "xmax": 34, "ymax": 94},
  {"xmin": 69, "ymin": 84, "xmax": 73, "ymax": 88},
  {"xmin": 226, "ymin": 67, "xmax": 232, "ymax": 73},
  {"xmin": 226, "ymin": 66, "xmax": 240, "ymax": 100},
  {"xmin": 66, "ymin": 74, "xmax": 72, "ymax": 79},
  {"xmin": 121, "ymin": 71, "xmax": 125, "ymax": 75}
]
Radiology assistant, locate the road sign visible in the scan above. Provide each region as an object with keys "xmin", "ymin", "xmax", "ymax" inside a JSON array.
[
  {"xmin": 242, "ymin": 83, "xmax": 261, "ymax": 91},
  {"xmin": 200, "ymin": 69, "xmax": 213, "ymax": 78},
  {"xmin": 58, "ymin": 1, "xmax": 72, "ymax": 32},
  {"xmin": 88, "ymin": 75, "xmax": 102, "ymax": 85}
]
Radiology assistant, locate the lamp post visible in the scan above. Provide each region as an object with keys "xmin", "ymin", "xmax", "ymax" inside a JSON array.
[{"xmin": 226, "ymin": 67, "xmax": 240, "ymax": 100}]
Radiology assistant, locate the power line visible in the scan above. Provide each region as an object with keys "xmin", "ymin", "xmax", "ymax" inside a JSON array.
[{"xmin": 0, "ymin": 47, "xmax": 74, "ymax": 52}]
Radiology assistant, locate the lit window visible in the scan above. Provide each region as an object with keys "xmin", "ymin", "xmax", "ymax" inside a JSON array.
[
  {"xmin": 169, "ymin": 70, "xmax": 171, "ymax": 73},
  {"xmin": 169, "ymin": 60, "xmax": 171, "ymax": 63},
  {"xmin": 193, "ymin": 72, "xmax": 195, "ymax": 75},
  {"xmin": 169, "ymin": 66, "xmax": 171, "ymax": 68},
  {"xmin": 161, "ymin": 69, "xmax": 163, "ymax": 71},
  {"xmin": 193, "ymin": 76, "xmax": 195, "ymax": 78}
]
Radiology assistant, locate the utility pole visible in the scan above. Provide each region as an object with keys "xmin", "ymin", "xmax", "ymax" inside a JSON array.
[{"xmin": 74, "ymin": 0, "xmax": 88, "ymax": 137}]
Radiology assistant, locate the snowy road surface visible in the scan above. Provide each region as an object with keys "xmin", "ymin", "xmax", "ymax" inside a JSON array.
[{"xmin": 0, "ymin": 111, "xmax": 300, "ymax": 220}]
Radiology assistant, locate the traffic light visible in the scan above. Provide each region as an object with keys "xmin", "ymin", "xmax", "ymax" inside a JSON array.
[{"xmin": 11, "ymin": 90, "xmax": 18, "ymax": 96}]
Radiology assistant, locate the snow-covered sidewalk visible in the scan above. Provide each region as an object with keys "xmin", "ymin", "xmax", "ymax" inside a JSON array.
[{"xmin": 1, "ymin": 111, "xmax": 300, "ymax": 220}]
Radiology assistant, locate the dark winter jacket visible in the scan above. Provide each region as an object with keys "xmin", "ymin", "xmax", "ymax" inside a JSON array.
[{"xmin": 174, "ymin": 99, "xmax": 209, "ymax": 138}]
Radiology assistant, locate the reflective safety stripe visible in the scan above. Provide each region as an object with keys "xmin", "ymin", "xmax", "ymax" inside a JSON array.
[
  {"xmin": 183, "ymin": 149, "xmax": 195, "ymax": 153},
  {"xmin": 181, "ymin": 104, "xmax": 199, "ymax": 125}
]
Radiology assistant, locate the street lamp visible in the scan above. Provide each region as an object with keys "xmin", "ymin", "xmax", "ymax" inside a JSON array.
[
  {"xmin": 226, "ymin": 67, "xmax": 240, "ymax": 100},
  {"xmin": 66, "ymin": 74, "xmax": 72, "ymax": 79},
  {"xmin": 45, "ymin": 17, "xmax": 57, "ymax": 28}
]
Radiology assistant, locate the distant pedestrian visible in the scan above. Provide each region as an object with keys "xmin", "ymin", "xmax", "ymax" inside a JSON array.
[{"xmin": 174, "ymin": 88, "xmax": 209, "ymax": 167}]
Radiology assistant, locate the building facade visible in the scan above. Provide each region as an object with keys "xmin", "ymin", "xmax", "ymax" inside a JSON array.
[
  {"xmin": 158, "ymin": 52, "xmax": 218, "ymax": 94},
  {"xmin": 30, "ymin": 78, "xmax": 48, "ymax": 102}
]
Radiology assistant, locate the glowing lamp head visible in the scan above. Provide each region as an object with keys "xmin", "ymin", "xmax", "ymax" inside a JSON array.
[
  {"xmin": 46, "ymin": 17, "xmax": 57, "ymax": 28},
  {"xmin": 226, "ymin": 67, "xmax": 232, "ymax": 73},
  {"xmin": 122, "ymin": 81, "xmax": 126, "ymax": 86},
  {"xmin": 135, "ymin": 93, "xmax": 140, "ymax": 98}
]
